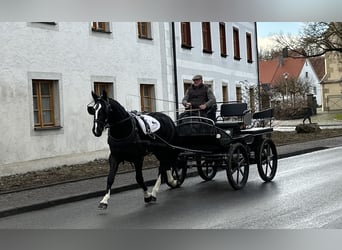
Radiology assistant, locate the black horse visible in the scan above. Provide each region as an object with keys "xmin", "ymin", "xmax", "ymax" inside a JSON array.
[{"xmin": 87, "ymin": 90, "xmax": 180, "ymax": 209}]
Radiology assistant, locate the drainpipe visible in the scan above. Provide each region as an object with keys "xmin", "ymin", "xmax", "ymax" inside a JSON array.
[
  {"xmin": 171, "ymin": 22, "xmax": 179, "ymax": 119},
  {"xmin": 254, "ymin": 22, "xmax": 261, "ymax": 111}
]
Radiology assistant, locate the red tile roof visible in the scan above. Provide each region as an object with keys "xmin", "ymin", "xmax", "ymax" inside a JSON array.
[
  {"xmin": 259, "ymin": 57, "xmax": 306, "ymax": 86},
  {"xmin": 309, "ymin": 56, "xmax": 326, "ymax": 80}
]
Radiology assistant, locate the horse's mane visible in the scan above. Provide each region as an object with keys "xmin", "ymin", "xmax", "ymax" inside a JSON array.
[{"xmin": 106, "ymin": 98, "xmax": 134, "ymax": 140}]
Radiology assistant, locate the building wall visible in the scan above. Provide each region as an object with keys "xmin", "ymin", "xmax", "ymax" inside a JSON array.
[
  {"xmin": 298, "ymin": 59, "xmax": 322, "ymax": 106},
  {"xmin": 0, "ymin": 22, "xmax": 258, "ymax": 175},
  {"xmin": 0, "ymin": 22, "xmax": 170, "ymax": 175},
  {"xmin": 322, "ymin": 51, "xmax": 342, "ymax": 111},
  {"xmin": 174, "ymin": 22, "xmax": 259, "ymax": 109}
]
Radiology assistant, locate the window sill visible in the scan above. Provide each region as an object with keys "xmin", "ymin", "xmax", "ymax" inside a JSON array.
[
  {"xmin": 91, "ymin": 28, "xmax": 112, "ymax": 34},
  {"xmin": 181, "ymin": 44, "xmax": 193, "ymax": 49},
  {"xmin": 203, "ymin": 49, "xmax": 214, "ymax": 54},
  {"xmin": 138, "ymin": 36, "xmax": 153, "ymax": 40},
  {"xmin": 34, "ymin": 126, "xmax": 63, "ymax": 131}
]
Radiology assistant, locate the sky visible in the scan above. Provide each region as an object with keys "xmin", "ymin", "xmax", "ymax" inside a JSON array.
[
  {"xmin": 256, "ymin": 22, "xmax": 305, "ymax": 50},
  {"xmin": 257, "ymin": 22, "xmax": 304, "ymax": 38}
]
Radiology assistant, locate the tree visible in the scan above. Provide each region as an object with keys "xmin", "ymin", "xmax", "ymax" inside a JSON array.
[{"xmin": 274, "ymin": 22, "xmax": 342, "ymax": 58}]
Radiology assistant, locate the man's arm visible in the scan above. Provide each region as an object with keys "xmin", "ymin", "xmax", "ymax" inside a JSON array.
[
  {"xmin": 205, "ymin": 88, "xmax": 216, "ymax": 108},
  {"xmin": 182, "ymin": 89, "xmax": 190, "ymax": 107}
]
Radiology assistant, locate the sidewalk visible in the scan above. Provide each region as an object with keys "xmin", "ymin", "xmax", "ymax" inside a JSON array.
[
  {"xmin": 273, "ymin": 109, "xmax": 342, "ymax": 131},
  {"xmin": 1, "ymin": 136, "xmax": 342, "ymax": 218}
]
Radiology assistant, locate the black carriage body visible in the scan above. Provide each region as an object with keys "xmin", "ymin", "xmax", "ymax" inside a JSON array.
[{"xmin": 174, "ymin": 104, "xmax": 278, "ymax": 190}]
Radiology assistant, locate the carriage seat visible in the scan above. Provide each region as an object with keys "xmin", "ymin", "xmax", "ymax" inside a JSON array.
[
  {"xmin": 215, "ymin": 102, "xmax": 251, "ymax": 133},
  {"xmin": 251, "ymin": 108, "xmax": 274, "ymax": 127}
]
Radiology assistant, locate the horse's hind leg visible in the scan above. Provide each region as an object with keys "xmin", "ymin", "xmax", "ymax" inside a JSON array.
[
  {"xmin": 133, "ymin": 158, "xmax": 154, "ymax": 203},
  {"xmin": 150, "ymin": 159, "xmax": 178, "ymax": 201},
  {"xmin": 98, "ymin": 154, "xmax": 119, "ymax": 210}
]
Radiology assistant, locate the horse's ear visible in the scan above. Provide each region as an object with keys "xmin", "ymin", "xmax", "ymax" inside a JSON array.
[
  {"xmin": 91, "ymin": 91, "xmax": 99, "ymax": 101},
  {"xmin": 102, "ymin": 89, "xmax": 108, "ymax": 101}
]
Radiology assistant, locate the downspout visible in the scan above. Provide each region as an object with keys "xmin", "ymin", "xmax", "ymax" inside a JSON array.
[
  {"xmin": 254, "ymin": 22, "xmax": 261, "ymax": 111},
  {"xmin": 171, "ymin": 22, "xmax": 179, "ymax": 119}
]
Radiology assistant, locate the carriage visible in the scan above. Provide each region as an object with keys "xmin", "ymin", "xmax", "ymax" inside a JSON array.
[
  {"xmin": 88, "ymin": 91, "xmax": 277, "ymax": 209},
  {"xmin": 171, "ymin": 102, "xmax": 278, "ymax": 190}
]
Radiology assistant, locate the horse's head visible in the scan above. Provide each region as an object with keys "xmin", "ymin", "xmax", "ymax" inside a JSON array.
[{"xmin": 87, "ymin": 90, "xmax": 110, "ymax": 137}]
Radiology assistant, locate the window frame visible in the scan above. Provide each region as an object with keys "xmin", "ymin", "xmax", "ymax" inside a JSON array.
[
  {"xmin": 219, "ymin": 22, "xmax": 227, "ymax": 57},
  {"xmin": 137, "ymin": 22, "xmax": 153, "ymax": 40},
  {"xmin": 92, "ymin": 22, "xmax": 111, "ymax": 33},
  {"xmin": 246, "ymin": 32, "xmax": 253, "ymax": 63},
  {"xmin": 233, "ymin": 27, "xmax": 241, "ymax": 60},
  {"xmin": 202, "ymin": 22, "xmax": 213, "ymax": 54},
  {"xmin": 32, "ymin": 79, "xmax": 56, "ymax": 129},
  {"xmin": 140, "ymin": 84, "xmax": 155, "ymax": 112},
  {"xmin": 222, "ymin": 85, "xmax": 228, "ymax": 103},
  {"xmin": 94, "ymin": 82, "xmax": 114, "ymax": 98},
  {"xmin": 181, "ymin": 22, "xmax": 192, "ymax": 49},
  {"xmin": 236, "ymin": 86, "xmax": 242, "ymax": 102}
]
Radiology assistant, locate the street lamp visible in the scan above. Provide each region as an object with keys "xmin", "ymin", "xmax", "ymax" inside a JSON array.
[{"xmin": 283, "ymin": 72, "xmax": 288, "ymax": 103}]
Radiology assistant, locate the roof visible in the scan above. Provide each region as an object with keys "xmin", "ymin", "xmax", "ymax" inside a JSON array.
[
  {"xmin": 259, "ymin": 57, "xmax": 306, "ymax": 86},
  {"xmin": 309, "ymin": 56, "xmax": 326, "ymax": 81}
]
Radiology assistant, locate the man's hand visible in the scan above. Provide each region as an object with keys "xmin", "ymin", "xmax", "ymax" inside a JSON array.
[
  {"xmin": 185, "ymin": 102, "xmax": 192, "ymax": 108},
  {"xmin": 199, "ymin": 104, "xmax": 207, "ymax": 110}
]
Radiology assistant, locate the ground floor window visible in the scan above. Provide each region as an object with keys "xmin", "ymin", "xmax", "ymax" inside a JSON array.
[
  {"xmin": 140, "ymin": 84, "xmax": 155, "ymax": 112},
  {"xmin": 32, "ymin": 79, "xmax": 57, "ymax": 128}
]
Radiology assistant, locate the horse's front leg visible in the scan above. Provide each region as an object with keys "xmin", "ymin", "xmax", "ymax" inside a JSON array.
[{"xmin": 98, "ymin": 154, "xmax": 119, "ymax": 210}]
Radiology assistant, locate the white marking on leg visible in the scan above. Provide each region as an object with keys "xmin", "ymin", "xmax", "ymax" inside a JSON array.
[
  {"xmin": 166, "ymin": 170, "xmax": 178, "ymax": 187},
  {"xmin": 151, "ymin": 175, "xmax": 162, "ymax": 197},
  {"xmin": 144, "ymin": 190, "xmax": 152, "ymax": 198},
  {"xmin": 100, "ymin": 190, "xmax": 110, "ymax": 204}
]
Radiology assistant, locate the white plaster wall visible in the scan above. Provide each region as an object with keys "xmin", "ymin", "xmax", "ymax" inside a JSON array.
[
  {"xmin": 174, "ymin": 22, "xmax": 258, "ymax": 109},
  {"xmin": 0, "ymin": 22, "xmax": 169, "ymax": 172},
  {"xmin": 0, "ymin": 21, "xmax": 258, "ymax": 174},
  {"xmin": 299, "ymin": 59, "xmax": 322, "ymax": 105}
]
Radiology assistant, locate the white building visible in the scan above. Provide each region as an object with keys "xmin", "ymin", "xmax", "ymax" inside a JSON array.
[{"xmin": 0, "ymin": 22, "xmax": 258, "ymax": 176}]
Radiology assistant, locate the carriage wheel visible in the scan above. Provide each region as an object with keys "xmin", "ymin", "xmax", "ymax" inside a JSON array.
[
  {"xmin": 197, "ymin": 160, "xmax": 217, "ymax": 181},
  {"xmin": 257, "ymin": 138, "xmax": 278, "ymax": 182},
  {"xmin": 167, "ymin": 158, "xmax": 187, "ymax": 188},
  {"xmin": 226, "ymin": 142, "xmax": 249, "ymax": 190}
]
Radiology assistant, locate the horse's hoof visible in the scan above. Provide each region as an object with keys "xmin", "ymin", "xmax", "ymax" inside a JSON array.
[
  {"xmin": 151, "ymin": 196, "xmax": 157, "ymax": 202},
  {"xmin": 98, "ymin": 203, "xmax": 108, "ymax": 210},
  {"xmin": 144, "ymin": 196, "xmax": 152, "ymax": 203}
]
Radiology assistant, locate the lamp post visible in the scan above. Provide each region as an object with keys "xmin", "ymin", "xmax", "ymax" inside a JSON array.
[{"xmin": 283, "ymin": 73, "xmax": 288, "ymax": 103}]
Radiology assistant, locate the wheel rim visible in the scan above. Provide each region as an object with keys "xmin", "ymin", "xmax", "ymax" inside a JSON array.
[
  {"xmin": 258, "ymin": 139, "xmax": 277, "ymax": 181},
  {"xmin": 227, "ymin": 143, "xmax": 249, "ymax": 189},
  {"xmin": 197, "ymin": 160, "xmax": 217, "ymax": 181}
]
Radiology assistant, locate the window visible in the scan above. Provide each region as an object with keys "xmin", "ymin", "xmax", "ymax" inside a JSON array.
[
  {"xmin": 184, "ymin": 82, "xmax": 192, "ymax": 94},
  {"xmin": 181, "ymin": 22, "xmax": 192, "ymax": 48},
  {"xmin": 202, "ymin": 22, "xmax": 212, "ymax": 53},
  {"xmin": 233, "ymin": 27, "xmax": 241, "ymax": 60},
  {"xmin": 33, "ymin": 80, "xmax": 58, "ymax": 129},
  {"xmin": 137, "ymin": 22, "xmax": 152, "ymax": 39},
  {"xmin": 94, "ymin": 82, "xmax": 114, "ymax": 98},
  {"xmin": 249, "ymin": 87, "xmax": 255, "ymax": 112},
  {"xmin": 219, "ymin": 23, "xmax": 227, "ymax": 57},
  {"xmin": 140, "ymin": 84, "xmax": 155, "ymax": 112},
  {"xmin": 222, "ymin": 85, "xmax": 228, "ymax": 102},
  {"xmin": 92, "ymin": 22, "xmax": 111, "ymax": 33},
  {"xmin": 305, "ymin": 72, "xmax": 309, "ymax": 78},
  {"xmin": 246, "ymin": 33, "xmax": 253, "ymax": 63},
  {"xmin": 236, "ymin": 86, "xmax": 242, "ymax": 102}
]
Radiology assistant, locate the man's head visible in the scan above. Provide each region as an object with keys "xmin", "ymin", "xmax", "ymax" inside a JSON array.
[{"xmin": 192, "ymin": 75, "xmax": 203, "ymax": 86}]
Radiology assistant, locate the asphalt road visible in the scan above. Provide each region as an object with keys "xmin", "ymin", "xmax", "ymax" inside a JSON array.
[{"xmin": 1, "ymin": 146, "xmax": 342, "ymax": 229}]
